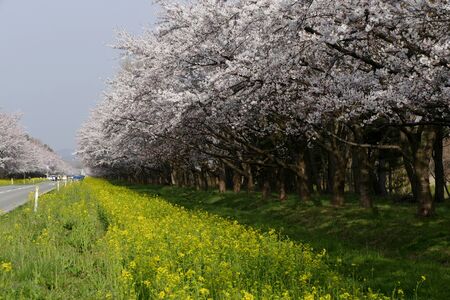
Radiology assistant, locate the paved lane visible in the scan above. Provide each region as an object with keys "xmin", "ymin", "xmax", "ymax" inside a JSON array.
[{"xmin": 0, "ymin": 182, "xmax": 56, "ymax": 213}]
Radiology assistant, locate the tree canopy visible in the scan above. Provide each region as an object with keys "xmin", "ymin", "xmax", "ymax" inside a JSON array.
[{"xmin": 78, "ymin": 0, "xmax": 450, "ymax": 216}]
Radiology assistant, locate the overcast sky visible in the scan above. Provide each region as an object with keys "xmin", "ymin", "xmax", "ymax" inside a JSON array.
[{"xmin": 0, "ymin": 0, "xmax": 158, "ymax": 151}]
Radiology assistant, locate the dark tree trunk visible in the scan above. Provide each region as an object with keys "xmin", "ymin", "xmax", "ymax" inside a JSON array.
[
  {"xmin": 218, "ymin": 165, "xmax": 226, "ymax": 193},
  {"xmin": 401, "ymin": 126, "xmax": 437, "ymax": 216},
  {"xmin": 194, "ymin": 172, "xmax": 201, "ymax": 191},
  {"xmin": 243, "ymin": 163, "xmax": 255, "ymax": 192},
  {"xmin": 331, "ymin": 166, "xmax": 345, "ymax": 206},
  {"xmin": 207, "ymin": 175, "xmax": 213, "ymax": 188},
  {"xmin": 297, "ymin": 150, "xmax": 311, "ymax": 202},
  {"xmin": 181, "ymin": 171, "xmax": 187, "ymax": 187},
  {"xmin": 358, "ymin": 149, "xmax": 373, "ymax": 208},
  {"xmin": 225, "ymin": 167, "xmax": 233, "ymax": 190},
  {"xmin": 404, "ymin": 158, "xmax": 419, "ymax": 202},
  {"xmin": 414, "ymin": 126, "xmax": 436, "ymax": 216},
  {"xmin": 351, "ymin": 123, "xmax": 373, "ymax": 208},
  {"xmin": 279, "ymin": 182, "xmax": 287, "ymax": 202},
  {"xmin": 277, "ymin": 168, "xmax": 287, "ymax": 202},
  {"xmin": 307, "ymin": 147, "xmax": 322, "ymax": 193},
  {"xmin": 201, "ymin": 170, "xmax": 209, "ymax": 191},
  {"xmin": 261, "ymin": 178, "xmax": 271, "ymax": 201},
  {"xmin": 189, "ymin": 171, "xmax": 196, "ymax": 187},
  {"xmin": 375, "ymin": 159, "xmax": 388, "ymax": 197},
  {"xmin": 388, "ymin": 164, "xmax": 393, "ymax": 194},
  {"xmin": 433, "ymin": 126, "xmax": 445, "ymax": 203},
  {"xmin": 232, "ymin": 171, "xmax": 242, "ymax": 193},
  {"xmin": 352, "ymin": 149, "xmax": 361, "ymax": 194},
  {"xmin": 327, "ymin": 151, "xmax": 334, "ymax": 194},
  {"xmin": 329, "ymin": 149, "xmax": 346, "ymax": 207}
]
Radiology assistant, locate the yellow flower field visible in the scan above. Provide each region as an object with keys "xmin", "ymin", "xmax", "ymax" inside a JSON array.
[
  {"xmin": 0, "ymin": 178, "xmax": 391, "ymax": 299},
  {"xmin": 90, "ymin": 179, "xmax": 388, "ymax": 299}
]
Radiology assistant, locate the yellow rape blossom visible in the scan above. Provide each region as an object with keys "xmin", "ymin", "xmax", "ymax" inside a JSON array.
[
  {"xmin": 1, "ymin": 262, "xmax": 12, "ymax": 272},
  {"xmin": 242, "ymin": 291, "xmax": 254, "ymax": 300},
  {"xmin": 121, "ymin": 269, "xmax": 133, "ymax": 282},
  {"xmin": 80, "ymin": 178, "xmax": 392, "ymax": 300}
]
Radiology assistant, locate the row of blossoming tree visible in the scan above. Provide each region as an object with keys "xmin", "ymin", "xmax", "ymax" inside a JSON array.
[
  {"xmin": 78, "ymin": 0, "xmax": 449, "ymax": 216},
  {"xmin": 0, "ymin": 111, "xmax": 71, "ymax": 178}
]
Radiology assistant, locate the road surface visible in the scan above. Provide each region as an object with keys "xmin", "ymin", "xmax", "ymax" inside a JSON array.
[{"xmin": 0, "ymin": 182, "xmax": 56, "ymax": 213}]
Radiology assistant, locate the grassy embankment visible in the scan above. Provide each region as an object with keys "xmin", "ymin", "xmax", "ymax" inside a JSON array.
[
  {"xmin": 122, "ymin": 184, "xmax": 450, "ymax": 300},
  {"xmin": 0, "ymin": 179, "xmax": 394, "ymax": 299},
  {"xmin": 0, "ymin": 182, "xmax": 124, "ymax": 299}
]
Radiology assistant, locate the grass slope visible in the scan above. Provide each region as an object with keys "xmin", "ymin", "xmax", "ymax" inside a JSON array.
[
  {"xmin": 0, "ymin": 179, "xmax": 393, "ymax": 299},
  {"xmin": 122, "ymin": 184, "xmax": 450, "ymax": 300},
  {"xmin": 0, "ymin": 183, "xmax": 126, "ymax": 299}
]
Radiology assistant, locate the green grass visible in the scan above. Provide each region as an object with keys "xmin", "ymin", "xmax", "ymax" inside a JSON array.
[
  {"xmin": 1, "ymin": 180, "xmax": 445, "ymax": 299},
  {"xmin": 0, "ymin": 183, "xmax": 125, "ymax": 299},
  {"xmin": 0, "ymin": 179, "xmax": 394, "ymax": 300},
  {"xmin": 93, "ymin": 179, "xmax": 391, "ymax": 299},
  {"xmin": 122, "ymin": 184, "xmax": 450, "ymax": 300}
]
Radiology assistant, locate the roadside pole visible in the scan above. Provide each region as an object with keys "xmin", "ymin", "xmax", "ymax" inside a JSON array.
[
  {"xmin": 34, "ymin": 186, "xmax": 39, "ymax": 213},
  {"xmin": 11, "ymin": 178, "xmax": 13, "ymax": 185},
  {"xmin": 57, "ymin": 181, "xmax": 60, "ymax": 192}
]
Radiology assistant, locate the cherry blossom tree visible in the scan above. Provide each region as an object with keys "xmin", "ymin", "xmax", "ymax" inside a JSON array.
[
  {"xmin": 78, "ymin": 0, "xmax": 449, "ymax": 216},
  {"xmin": 0, "ymin": 111, "xmax": 70, "ymax": 177}
]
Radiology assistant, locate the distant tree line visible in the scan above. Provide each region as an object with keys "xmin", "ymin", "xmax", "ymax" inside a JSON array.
[
  {"xmin": 0, "ymin": 111, "xmax": 71, "ymax": 177},
  {"xmin": 78, "ymin": 0, "xmax": 450, "ymax": 216}
]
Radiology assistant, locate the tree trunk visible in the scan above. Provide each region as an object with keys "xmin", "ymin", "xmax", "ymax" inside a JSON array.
[
  {"xmin": 170, "ymin": 168, "xmax": 178, "ymax": 186},
  {"xmin": 375, "ymin": 158, "xmax": 388, "ymax": 197},
  {"xmin": 352, "ymin": 149, "xmax": 361, "ymax": 194},
  {"xmin": 201, "ymin": 170, "xmax": 209, "ymax": 191},
  {"xmin": 243, "ymin": 163, "xmax": 255, "ymax": 192},
  {"xmin": 261, "ymin": 179, "xmax": 271, "ymax": 201},
  {"xmin": 415, "ymin": 126, "xmax": 436, "ymax": 216},
  {"xmin": 194, "ymin": 172, "xmax": 201, "ymax": 191},
  {"xmin": 218, "ymin": 177, "xmax": 226, "ymax": 193},
  {"xmin": 277, "ymin": 168, "xmax": 287, "ymax": 202},
  {"xmin": 218, "ymin": 165, "xmax": 226, "ymax": 193},
  {"xmin": 433, "ymin": 126, "xmax": 445, "ymax": 203},
  {"xmin": 329, "ymin": 149, "xmax": 346, "ymax": 206},
  {"xmin": 297, "ymin": 150, "xmax": 311, "ymax": 202},
  {"xmin": 327, "ymin": 151, "xmax": 334, "ymax": 194},
  {"xmin": 307, "ymin": 147, "xmax": 321, "ymax": 193},
  {"xmin": 358, "ymin": 149, "xmax": 373, "ymax": 208},
  {"xmin": 181, "ymin": 171, "xmax": 187, "ymax": 187},
  {"xmin": 279, "ymin": 182, "xmax": 287, "ymax": 202},
  {"xmin": 187, "ymin": 171, "xmax": 193, "ymax": 187},
  {"xmin": 232, "ymin": 171, "xmax": 242, "ymax": 193},
  {"xmin": 404, "ymin": 158, "xmax": 419, "ymax": 202},
  {"xmin": 331, "ymin": 166, "xmax": 345, "ymax": 206},
  {"xmin": 225, "ymin": 167, "xmax": 233, "ymax": 190},
  {"xmin": 388, "ymin": 164, "xmax": 393, "ymax": 194},
  {"xmin": 351, "ymin": 123, "xmax": 373, "ymax": 208}
]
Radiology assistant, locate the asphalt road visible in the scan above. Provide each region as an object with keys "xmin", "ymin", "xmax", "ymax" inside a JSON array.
[{"xmin": 0, "ymin": 182, "xmax": 56, "ymax": 213}]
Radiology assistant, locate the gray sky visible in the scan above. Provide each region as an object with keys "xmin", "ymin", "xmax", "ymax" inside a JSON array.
[{"xmin": 0, "ymin": 0, "xmax": 158, "ymax": 151}]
